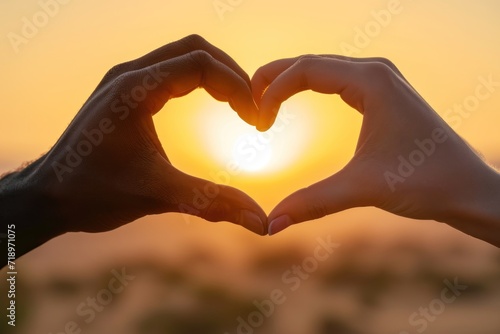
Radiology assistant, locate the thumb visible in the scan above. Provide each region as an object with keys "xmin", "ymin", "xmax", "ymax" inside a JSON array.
[
  {"xmin": 167, "ymin": 169, "xmax": 268, "ymax": 235},
  {"xmin": 267, "ymin": 166, "xmax": 368, "ymax": 235}
]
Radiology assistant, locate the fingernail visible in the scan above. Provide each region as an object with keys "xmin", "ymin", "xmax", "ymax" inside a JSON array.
[
  {"xmin": 256, "ymin": 106, "xmax": 277, "ymax": 132},
  {"xmin": 256, "ymin": 118, "xmax": 271, "ymax": 132},
  {"xmin": 239, "ymin": 210, "xmax": 265, "ymax": 235},
  {"xmin": 268, "ymin": 215, "xmax": 293, "ymax": 236},
  {"xmin": 256, "ymin": 112, "xmax": 266, "ymax": 132}
]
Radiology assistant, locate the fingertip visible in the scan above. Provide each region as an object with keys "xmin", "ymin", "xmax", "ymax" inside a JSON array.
[
  {"xmin": 257, "ymin": 105, "xmax": 279, "ymax": 132},
  {"xmin": 231, "ymin": 98, "xmax": 258, "ymax": 127},
  {"xmin": 256, "ymin": 123, "xmax": 270, "ymax": 132},
  {"xmin": 239, "ymin": 210, "xmax": 266, "ymax": 236},
  {"xmin": 268, "ymin": 215, "xmax": 295, "ymax": 236},
  {"xmin": 232, "ymin": 85, "xmax": 262, "ymax": 127}
]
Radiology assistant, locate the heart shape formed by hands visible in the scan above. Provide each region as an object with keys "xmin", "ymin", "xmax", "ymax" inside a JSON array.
[{"xmin": 44, "ymin": 35, "xmax": 497, "ymax": 245}]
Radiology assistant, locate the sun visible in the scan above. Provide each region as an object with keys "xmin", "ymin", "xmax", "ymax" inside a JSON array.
[
  {"xmin": 197, "ymin": 99, "xmax": 311, "ymax": 175},
  {"xmin": 232, "ymin": 133, "xmax": 273, "ymax": 172}
]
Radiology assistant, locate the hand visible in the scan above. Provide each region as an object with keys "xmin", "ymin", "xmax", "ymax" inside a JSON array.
[
  {"xmin": 252, "ymin": 55, "xmax": 500, "ymax": 246},
  {"xmin": 0, "ymin": 35, "xmax": 267, "ymax": 260}
]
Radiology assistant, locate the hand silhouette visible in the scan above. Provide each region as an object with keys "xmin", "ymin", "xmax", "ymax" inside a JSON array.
[
  {"xmin": 2, "ymin": 46, "xmax": 499, "ymax": 265},
  {"xmin": 252, "ymin": 55, "xmax": 500, "ymax": 246},
  {"xmin": 0, "ymin": 35, "xmax": 267, "ymax": 262}
]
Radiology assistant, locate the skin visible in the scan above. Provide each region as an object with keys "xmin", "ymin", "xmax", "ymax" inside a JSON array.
[
  {"xmin": 0, "ymin": 35, "xmax": 268, "ymax": 266},
  {"xmin": 252, "ymin": 55, "xmax": 500, "ymax": 246},
  {"xmin": 1, "ymin": 42, "xmax": 499, "ymax": 267}
]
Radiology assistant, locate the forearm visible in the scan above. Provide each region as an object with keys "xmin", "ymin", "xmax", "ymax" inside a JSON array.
[
  {"xmin": 444, "ymin": 164, "xmax": 500, "ymax": 247},
  {"xmin": 0, "ymin": 158, "xmax": 67, "ymax": 267}
]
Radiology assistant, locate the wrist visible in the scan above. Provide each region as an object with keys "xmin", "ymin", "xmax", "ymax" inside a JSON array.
[
  {"xmin": 445, "ymin": 165, "xmax": 500, "ymax": 247},
  {"xmin": 0, "ymin": 158, "xmax": 68, "ymax": 261}
]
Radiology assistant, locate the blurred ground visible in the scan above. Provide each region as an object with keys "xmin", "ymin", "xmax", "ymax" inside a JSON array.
[{"xmin": 1, "ymin": 209, "xmax": 499, "ymax": 334}]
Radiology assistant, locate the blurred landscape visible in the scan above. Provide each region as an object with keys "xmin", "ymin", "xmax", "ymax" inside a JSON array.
[{"xmin": 2, "ymin": 210, "xmax": 499, "ymax": 334}]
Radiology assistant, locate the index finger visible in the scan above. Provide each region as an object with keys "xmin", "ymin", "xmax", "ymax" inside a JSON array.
[
  {"xmin": 255, "ymin": 56, "xmax": 358, "ymax": 131},
  {"xmin": 97, "ymin": 35, "xmax": 253, "ymax": 95},
  {"xmin": 251, "ymin": 57, "xmax": 301, "ymax": 104},
  {"xmin": 119, "ymin": 50, "xmax": 259, "ymax": 125},
  {"xmin": 135, "ymin": 35, "xmax": 253, "ymax": 88}
]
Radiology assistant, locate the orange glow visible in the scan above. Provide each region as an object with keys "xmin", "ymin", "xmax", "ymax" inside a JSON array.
[
  {"xmin": 2, "ymin": 4, "xmax": 500, "ymax": 333},
  {"xmin": 1, "ymin": 0, "xmax": 500, "ymax": 215}
]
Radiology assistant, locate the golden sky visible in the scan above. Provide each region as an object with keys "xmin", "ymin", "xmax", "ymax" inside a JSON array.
[{"xmin": 1, "ymin": 0, "xmax": 500, "ymax": 233}]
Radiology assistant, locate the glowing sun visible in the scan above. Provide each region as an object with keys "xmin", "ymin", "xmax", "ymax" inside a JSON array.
[{"xmin": 197, "ymin": 100, "xmax": 312, "ymax": 175}]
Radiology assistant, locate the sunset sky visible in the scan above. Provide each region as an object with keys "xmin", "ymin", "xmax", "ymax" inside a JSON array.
[{"xmin": 1, "ymin": 0, "xmax": 500, "ymax": 241}]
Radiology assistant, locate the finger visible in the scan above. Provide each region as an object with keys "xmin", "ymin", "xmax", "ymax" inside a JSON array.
[
  {"xmin": 267, "ymin": 165, "xmax": 370, "ymax": 235},
  {"xmin": 257, "ymin": 56, "xmax": 358, "ymax": 130},
  {"xmin": 319, "ymin": 55, "xmax": 409, "ymax": 85},
  {"xmin": 251, "ymin": 57, "xmax": 304, "ymax": 104},
  {"xmin": 252, "ymin": 56, "xmax": 411, "ymax": 131},
  {"xmin": 251, "ymin": 55, "xmax": 392, "ymax": 105},
  {"xmin": 163, "ymin": 167, "xmax": 268, "ymax": 235},
  {"xmin": 99, "ymin": 35, "xmax": 252, "ymax": 92},
  {"xmin": 120, "ymin": 50, "xmax": 259, "ymax": 126}
]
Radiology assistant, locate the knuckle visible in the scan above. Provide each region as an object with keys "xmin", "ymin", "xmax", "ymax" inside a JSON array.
[
  {"xmin": 182, "ymin": 34, "xmax": 208, "ymax": 48},
  {"xmin": 201, "ymin": 185, "xmax": 227, "ymax": 222},
  {"xmin": 189, "ymin": 50, "xmax": 213, "ymax": 65},
  {"xmin": 371, "ymin": 57, "xmax": 398, "ymax": 71},
  {"xmin": 204, "ymin": 199, "xmax": 226, "ymax": 222},
  {"xmin": 296, "ymin": 188, "xmax": 328, "ymax": 220},
  {"xmin": 295, "ymin": 54, "xmax": 319, "ymax": 68},
  {"xmin": 103, "ymin": 61, "xmax": 134, "ymax": 82},
  {"xmin": 188, "ymin": 50, "xmax": 215, "ymax": 68},
  {"xmin": 114, "ymin": 71, "xmax": 136, "ymax": 88},
  {"xmin": 307, "ymin": 202, "xmax": 328, "ymax": 221},
  {"xmin": 362, "ymin": 61, "xmax": 397, "ymax": 86},
  {"xmin": 108, "ymin": 71, "xmax": 139, "ymax": 98},
  {"xmin": 291, "ymin": 55, "xmax": 321, "ymax": 89}
]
